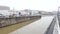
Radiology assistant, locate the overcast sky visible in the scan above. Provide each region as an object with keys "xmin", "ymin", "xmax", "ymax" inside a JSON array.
[{"xmin": 0, "ymin": 0, "xmax": 59, "ymax": 11}]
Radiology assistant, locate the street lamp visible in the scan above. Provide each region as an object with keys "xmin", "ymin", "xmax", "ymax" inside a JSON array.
[{"xmin": 58, "ymin": 7, "xmax": 60, "ymax": 26}]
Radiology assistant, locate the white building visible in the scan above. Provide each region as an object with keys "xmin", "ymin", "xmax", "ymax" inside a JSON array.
[
  {"xmin": 19, "ymin": 9, "xmax": 41, "ymax": 16},
  {"xmin": 0, "ymin": 6, "xmax": 10, "ymax": 18}
]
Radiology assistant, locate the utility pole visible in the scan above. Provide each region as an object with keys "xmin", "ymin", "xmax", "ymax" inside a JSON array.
[
  {"xmin": 13, "ymin": 8, "xmax": 15, "ymax": 17},
  {"xmin": 58, "ymin": 7, "xmax": 60, "ymax": 26}
]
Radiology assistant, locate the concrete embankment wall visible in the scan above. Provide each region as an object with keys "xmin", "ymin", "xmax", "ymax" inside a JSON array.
[{"xmin": 0, "ymin": 16, "xmax": 41, "ymax": 27}]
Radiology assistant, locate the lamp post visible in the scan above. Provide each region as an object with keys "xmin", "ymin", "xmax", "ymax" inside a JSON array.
[{"xmin": 58, "ymin": 7, "xmax": 60, "ymax": 26}]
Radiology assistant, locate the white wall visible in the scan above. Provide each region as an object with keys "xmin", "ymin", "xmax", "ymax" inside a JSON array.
[{"xmin": 0, "ymin": 10, "xmax": 9, "ymax": 16}]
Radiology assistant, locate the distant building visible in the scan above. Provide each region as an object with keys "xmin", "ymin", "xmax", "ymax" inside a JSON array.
[
  {"xmin": 0, "ymin": 6, "xmax": 10, "ymax": 15},
  {"xmin": 0, "ymin": 6, "xmax": 10, "ymax": 17},
  {"xmin": 19, "ymin": 9, "xmax": 41, "ymax": 16},
  {"xmin": 0, "ymin": 6, "xmax": 10, "ymax": 10}
]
